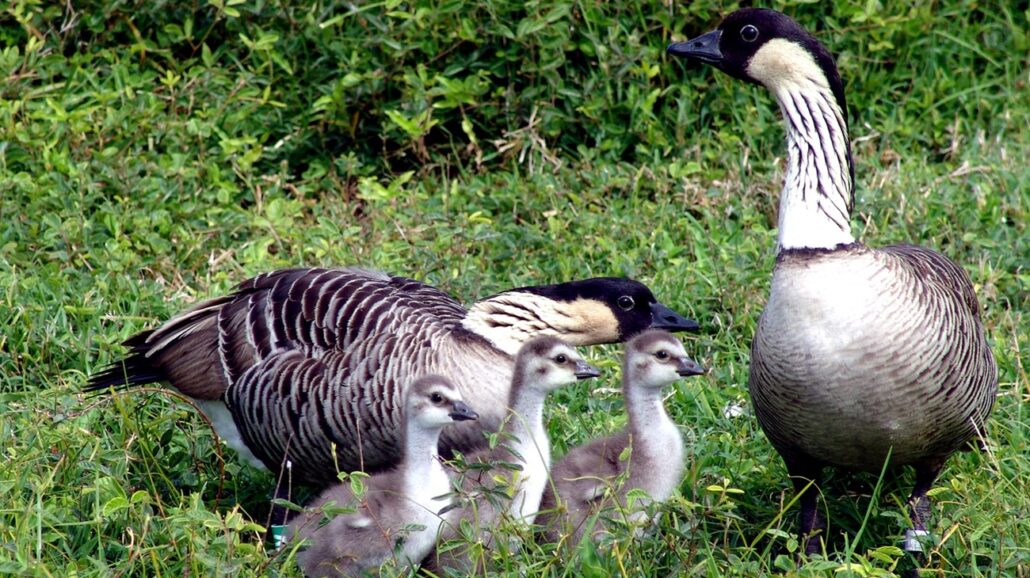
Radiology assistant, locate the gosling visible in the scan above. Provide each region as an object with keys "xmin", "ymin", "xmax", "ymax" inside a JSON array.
[{"xmin": 289, "ymin": 375, "xmax": 476, "ymax": 577}]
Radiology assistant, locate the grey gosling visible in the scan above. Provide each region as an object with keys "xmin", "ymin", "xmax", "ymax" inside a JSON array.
[
  {"xmin": 423, "ymin": 335, "xmax": 600, "ymax": 574},
  {"xmin": 668, "ymin": 8, "xmax": 997, "ymax": 556},
  {"xmin": 537, "ymin": 329, "xmax": 704, "ymax": 546},
  {"xmin": 88, "ymin": 268, "xmax": 697, "ymax": 486},
  {"xmin": 289, "ymin": 375, "xmax": 477, "ymax": 577}
]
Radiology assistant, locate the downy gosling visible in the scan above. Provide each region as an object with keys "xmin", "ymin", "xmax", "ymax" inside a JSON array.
[
  {"xmin": 423, "ymin": 336, "xmax": 600, "ymax": 574},
  {"xmin": 289, "ymin": 375, "xmax": 476, "ymax": 577}
]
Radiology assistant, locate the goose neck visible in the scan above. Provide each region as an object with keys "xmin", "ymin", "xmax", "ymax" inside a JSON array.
[{"xmin": 772, "ymin": 83, "xmax": 856, "ymax": 252}]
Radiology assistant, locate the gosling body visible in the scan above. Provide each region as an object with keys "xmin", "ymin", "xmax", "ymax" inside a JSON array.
[{"xmin": 289, "ymin": 375, "xmax": 477, "ymax": 577}]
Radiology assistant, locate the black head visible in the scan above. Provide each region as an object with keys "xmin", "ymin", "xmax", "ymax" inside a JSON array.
[
  {"xmin": 516, "ymin": 277, "xmax": 700, "ymax": 339},
  {"xmin": 667, "ymin": 8, "xmax": 847, "ymax": 121}
]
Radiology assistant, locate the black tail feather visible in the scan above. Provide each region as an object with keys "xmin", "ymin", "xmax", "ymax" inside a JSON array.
[{"xmin": 86, "ymin": 330, "xmax": 166, "ymax": 393}]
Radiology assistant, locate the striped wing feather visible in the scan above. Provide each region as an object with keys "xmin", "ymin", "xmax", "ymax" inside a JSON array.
[{"xmin": 91, "ymin": 268, "xmax": 508, "ymax": 485}]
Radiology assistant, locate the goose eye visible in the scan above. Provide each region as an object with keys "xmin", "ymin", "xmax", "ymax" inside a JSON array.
[
  {"xmin": 740, "ymin": 24, "xmax": 759, "ymax": 43},
  {"xmin": 617, "ymin": 296, "xmax": 635, "ymax": 311},
  {"xmin": 656, "ymin": 350, "xmax": 669, "ymax": 360},
  {"xmin": 555, "ymin": 354, "xmax": 568, "ymax": 364},
  {"xmin": 430, "ymin": 393, "xmax": 444, "ymax": 404}
]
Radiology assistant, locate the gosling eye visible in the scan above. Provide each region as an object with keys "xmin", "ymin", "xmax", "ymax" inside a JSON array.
[
  {"xmin": 740, "ymin": 24, "xmax": 759, "ymax": 43},
  {"xmin": 430, "ymin": 393, "xmax": 444, "ymax": 404},
  {"xmin": 655, "ymin": 350, "xmax": 669, "ymax": 360},
  {"xmin": 554, "ymin": 354, "xmax": 568, "ymax": 364},
  {"xmin": 617, "ymin": 296, "xmax": 635, "ymax": 311}
]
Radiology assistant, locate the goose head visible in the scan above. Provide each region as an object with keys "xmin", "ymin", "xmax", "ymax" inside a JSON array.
[
  {"xmin": 666, "ymin": 8, "xmax": 846, "ymax": 113},
  {"xmin": 667, "ymin": 8, "xmax": 855, "ymax": 252},
  {"xmin": 464, "ymin": 277, "xmax": 699, "ymax": 356},
  {"xmin": 625, "ymin": 329, "xmax": 705, "ymax": 390},
  {"xmin": 407, "ymin": 375, "xmax": 479, "ymax": 428}
]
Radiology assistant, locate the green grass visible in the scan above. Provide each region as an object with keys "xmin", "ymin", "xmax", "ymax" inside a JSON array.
[{"xmin": 1, "ymin": 0, "xmax": 1027, "ymax": 576}]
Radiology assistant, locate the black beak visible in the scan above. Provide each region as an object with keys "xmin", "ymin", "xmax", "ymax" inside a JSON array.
[
  {"xmin": 649, "ymin": 302, "xmax": 700, "ymax": 333},
  {"xmin": 667, "ymin": 29, "xmax": 723, "ymax": 65},
  {"xmin": 449, "ymin": 400, "xmax": 478, "ymax": 422},
  {"xmin": 574, "ymin": 360, "xmax": 602, "ymax": 380},
  {"xmin": 676, "ymin": 356, "xmax": 706, "ymax": 377}
]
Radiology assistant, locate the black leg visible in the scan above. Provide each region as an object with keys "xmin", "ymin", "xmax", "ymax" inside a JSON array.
[
  {"xmin": 785, "ymin": 458, "xmax": 825, "ymax": 557},
  {"xmin": 904, "ymin": 461, "xmax": 943, "ymax": 553},
  {"xmin": 900, "ymin": 461, "xmax": 944, "ymax": 578}
]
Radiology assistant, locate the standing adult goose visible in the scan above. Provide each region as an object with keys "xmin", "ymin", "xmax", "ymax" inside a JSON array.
[
  {"xmin": 668, "ymin": 8, "xmax": 996, "ymax": 555},
  {"xmin": 289, "ymin": 375, "xmax": 477, "ymax": 577},
  {"xmin": 423, "ymin": 336, "xmax": 600, "ymax": 574},
  {"xmin": 536, "ymin": 329, "xmax": 705, "ymax": 546},
  {"xmin": 87, "ymin": 267, "xmax": 697, "ymax": 487}
]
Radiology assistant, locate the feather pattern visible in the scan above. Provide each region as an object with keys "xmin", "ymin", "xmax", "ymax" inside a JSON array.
[{"xmin": 751, "ymin": 245, "xmax": 996, "ymax": 471}]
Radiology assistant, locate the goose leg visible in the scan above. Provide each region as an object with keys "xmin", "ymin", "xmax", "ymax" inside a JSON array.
[
  {"xmin": 786, "ymin": 459, "xmax": 825, "ymax": 557},
  {"xmin": 904, "ymin": 461, "xmax": 943, "ymax": 553},
  {"xmin": 899, "ymin": 461, "xmax": 944, "ymax": 578}
]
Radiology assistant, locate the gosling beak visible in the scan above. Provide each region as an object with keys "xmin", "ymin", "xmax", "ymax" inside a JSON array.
[
  {"xmin": 667, "ymin": 29, "xmax": 723, "ymax": 65},
  {"xmin": 649, "ymin": 302, "xmax": 700, "ymax": 333},
  {"xmin": 676, "ymin": 356, "xmax": 706, "ymax": 377},
  {"xmin": 449, "ymin": 400, "xmax": 479, "ymax": 422},
  {"xmin": 574, "ymin": 360, "xmax": 602, "ymax": 380}
]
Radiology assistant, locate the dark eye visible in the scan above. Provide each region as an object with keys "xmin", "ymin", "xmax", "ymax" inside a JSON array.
[
  {"xmin": 555, "ymin": 354, "xmax": 567, "ymax": 364},
  {"xmin": 740, "ymin": 24, "xmax": 759, "ymax": 43},
  {"xmin": 656, "ymin": 350, "xmax": 669, "ymax": 360},
  {"xmin": 617, "ymin": 296, "xmax": 635, "ymax": 311},
  {"xmin": 430, "ymin": 393, "xmax": 444, "ymax": 404}
]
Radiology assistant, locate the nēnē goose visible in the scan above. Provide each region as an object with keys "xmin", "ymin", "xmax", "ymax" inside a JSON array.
[
  {"xmin": 289, "ymin": 375, "xmax": 477, "ymax": 577},
  {"xmin": 423, "ymin": 335, "xmax": 600, "ymax": 574},
  {"xmin": 668, "ymin": 8, "xmax": 997, "ymax": 555},
  {"xmin": 87, "ymin": 267, "xmax": 697, "ymax": 487},
  {"xmin": 536, "ymin": 329, "xmax": 705, "ymax": 546}
]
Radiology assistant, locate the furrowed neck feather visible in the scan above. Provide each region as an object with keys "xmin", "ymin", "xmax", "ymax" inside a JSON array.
[{"xmin": 748, "ymin": 38, "xmax": 856, "ymax": 252}]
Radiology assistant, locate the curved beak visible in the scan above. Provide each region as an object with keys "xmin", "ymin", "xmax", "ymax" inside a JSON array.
[
  {"xmin": 574, "ymin": 360, "xmax": 602, "ymax": 380},
  {"xmin": 449, "ymin": 400, "xmax": 479, "ymax": 422},
  {"xmin": 676, "ymin": 356, "xmax": 706, "ymax": 377},
  {"xmin": 649, "ymin": 302, "xmax": 700, "ymax": 333},
  {"xmin": 667, "ymin": 29, "xmax": 723, "ymax": 65}
]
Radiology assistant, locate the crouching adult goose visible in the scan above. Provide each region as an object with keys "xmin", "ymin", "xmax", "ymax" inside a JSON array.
[
  {"xmin": 423, "ymin": 336, "xmax": 600, "ymax": 574},
  {"xmin": 537, "ymin": 329, "xmax": 704, "ymax": 546},
  {"xmin": 87, "ymin": 267, "xmax": 697, "ymax": 487},
  {"xmin": 289, "ymin": 375, "xmax": 477, "ymax": 577},
  {"xmin": 668, "ymin": 8, "xmax": 997, "ymax": 555}
]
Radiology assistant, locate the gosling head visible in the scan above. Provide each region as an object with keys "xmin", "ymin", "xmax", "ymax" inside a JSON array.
[
  {"xmin": 407, "ymin": 375, "xmax": 479, "ymax": 428},
  {"xmin": 666, "ymin": 8, "xmax": 846, "ymax": 114},
  {"xmin": 624, "ymin": 329, "xmax": 705, "ymax": 391},
  {"xmin": 513, "ymin": 335, "xmax": 601, "ymax": 395}
]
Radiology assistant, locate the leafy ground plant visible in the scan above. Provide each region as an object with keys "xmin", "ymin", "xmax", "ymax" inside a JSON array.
[{"xmin": 1, "ymin": 0, "xmax": 1027, "ymax": 576}]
